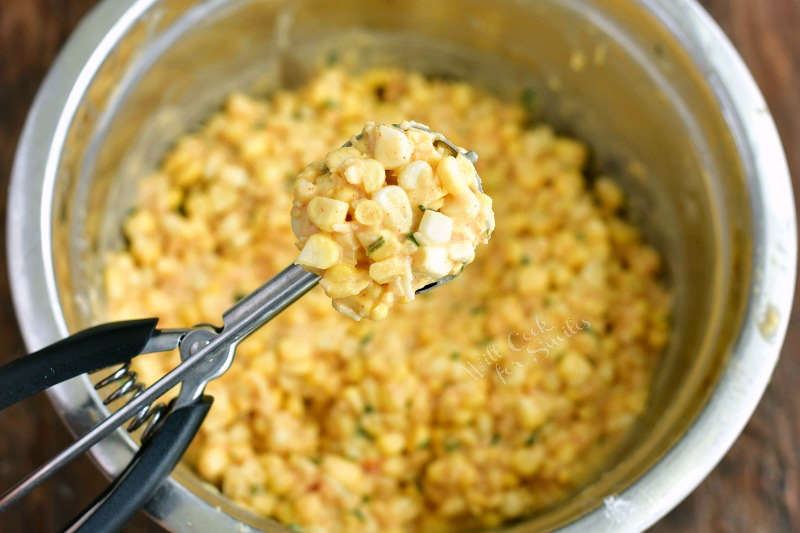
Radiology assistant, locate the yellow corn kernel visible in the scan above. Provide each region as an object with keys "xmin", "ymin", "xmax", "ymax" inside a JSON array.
[
  {"xmin": 326, "ymin": 146, "xmax": 361, "ymax": 171},
  {"xmin": 372, "ymin": 185, "xmax": 412, "ymax": 233},
  {"xmin": 322, "ymin": 455, "xmax": 365, "ymax": 495},
  {"xmin": 307, "ymin": 197, "xmax": 349, "ymax": 231},
  {"xmin": 369, "ymin": 256, "xmax": 408, "ymax": 284},
  {"xmin": 368, "ymin": 232, "xmax": 402, "ymax": 261},
  {"xmin": 436, "ymin": 155, "xmax": 471, "ymax": 196},
  {"xmin": 374, "ymin": 125, "xmax": 412, "ymax": 169},
  {"xmin": 377, "ymin": 432, "xmax": 406, "ymax": 455},
  {"xmin": 361, "ymin": 159, "xmax": 386, "ymax": 193},
  {"xmin": 321, "ymin": 264, "xmax": 371, "ymax": 298},
  {"xmin": 354, "ymin": 199, "xmax": 383, "ymax": 226},
  {"xmin": 293, "ymin": 178, "xmax": 317, "ymax": 202},
  {"xmin": 296, "ymin": 233, "xmax": 341, "ymax": 269}
]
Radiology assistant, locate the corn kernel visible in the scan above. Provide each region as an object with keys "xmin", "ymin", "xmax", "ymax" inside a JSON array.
[
  {"xmin": 307, "ymin": 197, "xmax": 349, "ymax": 231},
  {"xmin": 296, "ymin": 233, "xmax": 341, "ymax": 269}
]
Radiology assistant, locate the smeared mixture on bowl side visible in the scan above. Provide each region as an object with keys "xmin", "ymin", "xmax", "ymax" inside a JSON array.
[
  {"xmin": 291, "ymin": 122, "xmax": 494, "ymax": 320},
  {"xmin": 105, "ymin": 67, "xmax": 671, "ymax": 532}
]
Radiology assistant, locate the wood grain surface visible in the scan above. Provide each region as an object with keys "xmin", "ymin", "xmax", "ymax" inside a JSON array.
[{"xmin": 0, "ymin": 1, "xmax": 797, "ymax": 532}]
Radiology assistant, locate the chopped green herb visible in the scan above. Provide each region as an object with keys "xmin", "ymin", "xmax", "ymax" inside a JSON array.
[
  {"xmin": 521, "ymin": 88, "xmax": 537, "ymax": 113},
  {"xmin": 366, "ymin": 236, "xmax": 385, "ymax": 254},
  {"xmin": 584, "ymin": 324, "xmax": 598, "ymax": 336},
  {"xmin": 322, "ymin": 99, "xmax": 338, "ymax": 109},
  {"xmin": 352, "ymin": 509, "xmax": 365, "ymax": 521},
  {"xmin": 326, "ymin": 50, "xmax": 340, "ymax": 65},
  {"xmin": 418, "ymin": 204, "xmax": 426, "ymax": 212},
  {"xmin": 233, "ymin": 291, "xmax": 247, "ymax": 303},
  {"xmin": 359, "ymin": 332, "xmax": 374, "ymax": 347},
  {"xmin": 653, "ymin": 43, "xmax": 665, "ymax": 57},
  {"xmin": 288, "ymin": 524, "xmax": 301, "ymax": 532},
  {"xmin": 292, "ymin": 109, "xmax": 302, "ymax": 120},
  {"xmin": 525, "ymin": 430, "xmax": 541, "ymax": 446},
  {"xmin": 478, "ymin": 337, "xmax": 493, "ymax": 346},
  {"xmin": 491, "ymin": 433, "xmax": 501, "ymax": 445},
  {"xmin": 284, "ymin": 172, "xmax": 297, "ymax": 191},
  {"xmin": 407, "ymin": 233, "xmax": 420, "ymax": 247},
  {"xmin": 356, "ymin": 425, "xmax": 374, "ymax": 440},
  {"xmin": 364, "ymin": 404, "xmax": 375, "ymax": 414},
  {"xmin": 444, "ymin": 440, "xmax": 460, "ymax": 452},
  {"xmin": 253, "ymin": 118, "xmax": 266, "ymax": 129},
  {"xmin": 576, "ymin": 230, "xmax": 586, "ymax": 242},
  {"xmin": 459, "ymin": 263, "xmax": 466, "ymax": 274},
  {"xmin": 470, "ymin": 304, "xmax": 487, "ymax": 315},
  {"xmin": 310, "ymin": 456, "xmax": 321, "ymax": 465},
  {"xmin": 250, "ymin": 484, "xmax": 261, "ymax": 495},
  {"xmin": 520, "ymin": 255, "xmax": 531, "ymax": 265},
  {"xmin": 450, "ymin": 352, "xmax": 460, "ymax": 361},
  {"xmin": 417, "ymin": 439, "xmax": 431, "ymax": 450}
]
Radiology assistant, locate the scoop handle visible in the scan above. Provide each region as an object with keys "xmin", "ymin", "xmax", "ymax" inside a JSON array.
[
  {"xmin": 0, "ymin": 318, "xmax": 159, "ymax": 410},
  {"xmin": 65, "ymin": 396, "xmax": 213, "ymax": 533}
]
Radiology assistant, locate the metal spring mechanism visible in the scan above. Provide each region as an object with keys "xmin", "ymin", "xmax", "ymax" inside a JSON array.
[{"xmin": 91, "ymin": 362, "xmax": 169, "ymax": 440}]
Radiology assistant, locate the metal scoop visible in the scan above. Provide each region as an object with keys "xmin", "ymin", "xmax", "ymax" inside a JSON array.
[{"xmin": 0, "ymin": 125, "xmax": 483, "ymax": 531}]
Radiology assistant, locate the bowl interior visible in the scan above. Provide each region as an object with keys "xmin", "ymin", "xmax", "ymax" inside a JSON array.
[{"xmin": 50, "ymin": 0, "xmax": 751, "ymax": 530}]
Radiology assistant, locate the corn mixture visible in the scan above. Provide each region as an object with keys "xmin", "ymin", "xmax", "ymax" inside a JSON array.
[
  {"xmin": 104, "ymin": 67, "xmax": 670, "ymax": 532},
  {"xmin": 292, "ymin": 121, "xmax": 494, "ymax": 320}
]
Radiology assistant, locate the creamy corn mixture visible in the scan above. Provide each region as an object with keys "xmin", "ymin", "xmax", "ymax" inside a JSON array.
[
  {"xmin": 292, "ymin": 121, "xmax": 494, "ymax": 320},
  {"xmin": 105, "ymin": 67, "xmax": 670, "ymax": 532}
]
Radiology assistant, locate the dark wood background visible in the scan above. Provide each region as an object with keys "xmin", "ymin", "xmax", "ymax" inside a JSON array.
[{"xmin": 0, "ymin": 1, "xmax": 797, "ymax": 531}]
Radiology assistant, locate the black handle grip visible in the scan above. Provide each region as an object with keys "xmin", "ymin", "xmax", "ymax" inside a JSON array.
[
  {"xmin": 66, "ymin": 396, "xmax": 213, "ymax": 533},
  {"xmin": 0, "ymin": 318, "xmax": 159, "ymax": 410}
]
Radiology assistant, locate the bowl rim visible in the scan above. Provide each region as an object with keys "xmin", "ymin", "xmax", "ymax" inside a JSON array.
[{"xmin": 7, "ymin": 0, "xmax": 796, "ymax": 531}]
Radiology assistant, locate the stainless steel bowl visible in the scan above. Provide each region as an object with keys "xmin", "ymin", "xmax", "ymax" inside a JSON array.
[{"xmin": 8, "ymin": 0, "xmax": 796, "ymax": 531}]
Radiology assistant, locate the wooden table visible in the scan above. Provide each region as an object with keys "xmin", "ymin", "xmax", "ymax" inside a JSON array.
[{"xmin": 0, "ymin": 1, "xmax": 797, "ymax": 531}]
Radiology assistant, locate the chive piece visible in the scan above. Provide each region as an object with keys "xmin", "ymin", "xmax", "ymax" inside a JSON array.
[
  {"xmin": 417, "ymin": 439, "xmax": 431, "ymax": 450},
  {"xmin": 470, "ymin": 304, "xmax": 487, "ymax": 315},
  {"xmin": 326, "ymin": 50, "xmax": 339, "ymax": 65},
  {"xmin": 284, "ymin": 172, "xmax": 297, "ymax": 191},
  {"xmin": 250, "ymin": 484, "xmax": 261, "ymax": 495},
  {"xmin": 407, "ymin": 233, "xmax": 420, "ymax": 246},
  {"xmin": 521, "ymin": 88, "xmax": 537, "ymax": 113},
  {"xmin": 364, "ymin": 404, "xmax": 375, "ymax": 414},
  {"xmin": 525, "ymin": 431, "xmax": 539, "ymax": 446},
  {"xmin": 322, "ymin": 99, "xmax": 338, "ymax": 109},
  {"xmin": 450, "ymin": 352, "xmax": 460, "ymax": 360},
  {"xmin": 366, "ymin": 236, "xmax": 385, "ymax": 254},
  {"xmin": 576, "ymin": 230, "xmax": 586, "ymax": 242},
  {"xmin": 491, "ymin": 433, "xmax": 501, "ymax": 445},
  {"xmin": 352, "ymin": 509, "xmax": 365, "ymax": 522},
  {"xmin": 459, "ymin": 263, "xmax": 466, "ymax": 274},
  {"xmin": 444, "ymin": 440, "xmax": 460, "ymax": 452},
  {"xmin": 418, "ymin": 204, "xmax": 426, "ymax": 212},
  {"xmin": 356, "ymin": 425, "xmax": 374, "ymax": 440},
  {"xmin": 520, "ymin": 255, "xmax": 531, "ymax": 265},
  {"xmin": 233, "ymin": 291, "xmax": 247, "ymax": 303},
  {"xmin": 359, "ymin": 332, "xmax": 374, "ymax": 346},
  {"xmin": 288, "ymin": 524, "xmax": 302, "ymax": 532}
]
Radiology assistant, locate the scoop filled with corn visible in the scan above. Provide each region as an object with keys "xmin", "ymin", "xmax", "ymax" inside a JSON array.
[{"xmin": 291, "ymin": 121, "xmax": 495, "ymax": 320}]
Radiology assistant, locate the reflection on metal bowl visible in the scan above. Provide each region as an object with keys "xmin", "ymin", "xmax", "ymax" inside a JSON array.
[{"xmin": 8, "ymin": 0, "xmax": 795, "ymax": 531}]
